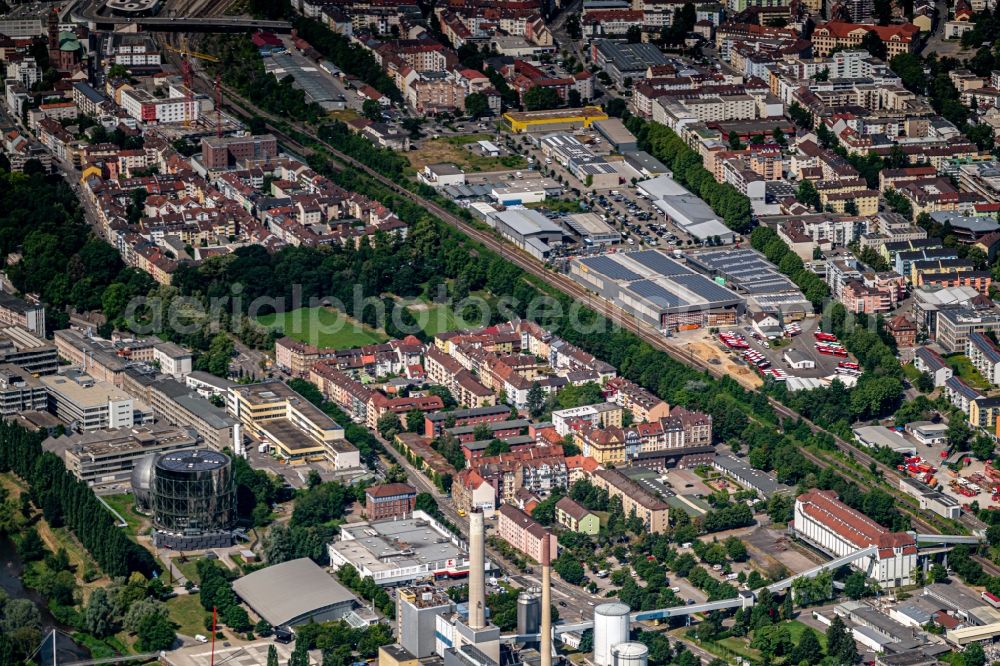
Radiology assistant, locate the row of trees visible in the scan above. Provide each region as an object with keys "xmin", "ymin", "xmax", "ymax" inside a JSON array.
[
  {"xmin": 197, "ymin": 558, "xmax": 252, "ymax": 633},
  {"xmin": 205, "ymin": 35, "xmax": 325, "ymax": 124},
  {"xmin": 626, "ymin": 118, "xmax": 753, "ymax": 233},
  {"xmin": 0, "ymin": 421, "xmax": 156, "ymax": 578}
]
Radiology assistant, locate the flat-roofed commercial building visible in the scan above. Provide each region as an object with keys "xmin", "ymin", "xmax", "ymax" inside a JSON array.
[
  {"xmin": 539, "ymin": 133, "xmax": 619, "ymax": 189},
  {"xmin": 229, "ymin": 380, "xmax": 358, "ymax": 467},
  {"xmin": 570, "ymin": 251, "xmax": 744, "ymax": 331},
  {"xmin": 41, "ymin": 373, "xmax": 153, "ymax": 431},
  {"xmin": 563, "ymin": 212, "xmax": 621, "ymax": 246},
  {"xmin": 43, "ymin": 424, "xmax": 197, "ymax": 486},
  {"xmin": 328, "ymin": 511, "xmax": 475, "ymax": 586},
  {"xmin": 0, "ymin": 326, "xmax": 58, "ymax": 375},
  {"xmin": 637, "ymin": 175, "xmax": 736, "ymax": 244},
  {"xmin": 592, "ymin": 118, "xmax": 637, "ymax": 152},
  {"xmin": 898, "ymin": 477, "xmax": 960, "ymax": 520},
  {"xmin": 0, "ymin": 292, "xmax": 45, "ymax": 335},
  {"xmin": 686, "ymin": 248, "xmax": 812, "ymax": 318},
  {"xmin": 502, "ymin": 106, "xmax": 609, "ymax": 133}
]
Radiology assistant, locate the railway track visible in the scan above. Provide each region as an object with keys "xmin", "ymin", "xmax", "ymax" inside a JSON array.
[{"xmin": 194, "ymin": 70, "xmax": 991, "ymax": 550}]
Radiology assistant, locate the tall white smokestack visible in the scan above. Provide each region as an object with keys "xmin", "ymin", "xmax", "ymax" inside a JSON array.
[
  {"xmin": 469, "ymin": 508, "xmax": 486, "ymax": 630},
  {"xmin": 541, "ymin": 533, "xmax": 552, "ymax": 666}
]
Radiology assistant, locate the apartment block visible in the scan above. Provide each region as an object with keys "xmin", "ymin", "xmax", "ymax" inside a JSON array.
[
  {"xmin": 591, "ymin": 468, "xmax": 670, "ymax": 532},
  {"xmin": 496, "ymin": 504, "xmax": 558, "ymax": 563},
  {"xmin": 966, "ymin": 331, "xmax": 1000, "ymax": 385}
]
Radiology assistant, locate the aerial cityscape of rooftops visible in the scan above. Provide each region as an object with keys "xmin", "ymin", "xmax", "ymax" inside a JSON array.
[{"xmin": 12, "ymin": 0, "xmax": 1000, "ymax": 665}]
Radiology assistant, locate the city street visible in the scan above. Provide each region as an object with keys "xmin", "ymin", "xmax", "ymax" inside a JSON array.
[{"xmin": 374, "ymin": 431, "xmax": 604, "ymax": 623}]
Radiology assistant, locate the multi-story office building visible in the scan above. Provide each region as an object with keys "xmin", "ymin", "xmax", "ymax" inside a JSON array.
[
  {"xmin": 0, "ymin": 292, "xmax": 45, "ymax": 335},
  {"xmin": 934, "ymin": 308, "xmax": 1000, "ymax": 354},
  {"xmin": 44, "ymin": 424, "xmax": 197, "ymax": 486},
  {"xmin": 229, "ymin": 380, "xmax": 358, "ymax": 467},
  {"xmin": 0, "ymin": 326, "xmax": 58, "ymax": 375},
  {"xmin": 41, "ymin": 372, "xmax": 153, "ymax": 431},
  {"xmin": 121, "ymin": 369, "xmax": 240, "ymax": 451},
  {"xmin": 0, "ymin": 363, "xmax": 47, "ymax": 415}
]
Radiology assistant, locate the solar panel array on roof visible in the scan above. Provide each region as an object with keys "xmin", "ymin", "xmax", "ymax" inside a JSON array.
[
  {"xmin": 628, "ymin": 280, "xmax": 685, "ymax": 308},
  {"xmin": 629, "ymin": 250, "xmax": 693, "ymax": 277},
  {"xmin": 690, "ymin": 249, "xmax": 804, "ymax": 296},
  {"xmin": 672, "ymin": 273, "xmax": 739, "ymax": 303},
  {"xmin": 581, "ymin": 255, "xmax": 642, "ymax": 281},
  {"xmin": 442, "ymin": 184, "xmax": 491, "ymax": 199}
]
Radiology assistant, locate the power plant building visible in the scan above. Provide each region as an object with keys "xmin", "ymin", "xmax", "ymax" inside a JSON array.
[
  {"xmin": 569, "ymin": 251, "xmax": 744, "ymax": 331},
  {"xmin": 439, "ymin": 510, "xmax": 502, "ymax": 666},
  {"xmin": 594, "ymin": 603, "xmax": 631, "ymax": 666},
  {"xmin": 793, "ymin": 489, "xmax": 917, "ymax": 587},
  {"xmin": 398, "ymin": 586, "xmax": 453, "ymax": 658}
]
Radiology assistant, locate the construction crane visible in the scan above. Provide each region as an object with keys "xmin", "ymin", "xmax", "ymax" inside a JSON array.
[{"xmin": 164, "ymin": 39, "xmax": 223, "ymax": 136}]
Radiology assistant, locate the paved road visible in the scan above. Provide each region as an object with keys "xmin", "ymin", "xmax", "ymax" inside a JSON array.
[
  {"xmin": 206, "ymin": 68, "xmax": 990, "ymax": 542},
  {"xmin": 374, "ymin": 431, "xmax": 599, "ymax": 622}
]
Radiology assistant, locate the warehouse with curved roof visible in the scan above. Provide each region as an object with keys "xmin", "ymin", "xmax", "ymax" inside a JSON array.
[{"xmin": 232, "ymin": 558, "xmax": 357, "ymax": 628}]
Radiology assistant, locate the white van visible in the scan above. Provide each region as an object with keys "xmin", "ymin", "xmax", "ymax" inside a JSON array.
[{"xmin": 195, "ymin": 635, "xmax": 209, "ymax": 644}]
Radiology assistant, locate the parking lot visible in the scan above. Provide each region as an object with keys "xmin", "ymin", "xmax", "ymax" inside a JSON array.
[
  {"xmin": 737, "ymin": 316, "xmax": 849, "ymax": 379},
  {"xmin": 510, "ymin": 132, "xmax": 699, "ymax": 249},
  {"xmin": 934, "ymin": 458, "xmax": 1000, "ymax": 510}
]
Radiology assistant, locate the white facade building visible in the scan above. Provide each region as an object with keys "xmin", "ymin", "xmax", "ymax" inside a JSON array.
[{"xmin": 794, "ymin": 489, "xmax": 917, "ymax": 588}]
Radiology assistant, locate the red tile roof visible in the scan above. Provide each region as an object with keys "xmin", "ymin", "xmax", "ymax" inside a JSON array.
[{"xmin": 797, "ymin": 489, "xmax": 915, "ymax": 557}]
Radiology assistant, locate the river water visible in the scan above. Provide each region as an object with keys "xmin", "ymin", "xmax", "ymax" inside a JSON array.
[{"xmin": 0, "ymin": 536, "xmax": 90, "ymax": 665}]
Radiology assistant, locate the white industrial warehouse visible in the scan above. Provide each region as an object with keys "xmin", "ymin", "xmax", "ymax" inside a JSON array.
[
  {"xmin": 794, "ymin": 489, "xmax": 917, "ymax": 588},
  {"xmin": 636, "ymin": 175, "xmax": 735, "ymax": 244}
]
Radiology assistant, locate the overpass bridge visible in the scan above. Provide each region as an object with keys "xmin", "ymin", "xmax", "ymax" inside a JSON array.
[
  {"xmin": 507, "ymin": 537, "xmax": 987, "ymax": 644},
  {"xmin": 914, "ymin": 533, "xmax": 986, "ymax": 545}
]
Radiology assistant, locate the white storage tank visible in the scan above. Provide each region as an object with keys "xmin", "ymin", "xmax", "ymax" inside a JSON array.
[
  {"xmin": 593, "ymin": 603, "xmax": 630, "ymax": 666},
  {"xmin": 611, "ymin": 642, "xmax": 649, "ymax": 666}
]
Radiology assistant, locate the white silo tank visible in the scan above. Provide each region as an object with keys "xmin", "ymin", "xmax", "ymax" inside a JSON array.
[
  {"xmin": 593, "ymin": 603, "xmax": 630, "ymax": 666},
  {"xmin": 611, "ymin": 642, "xmax": 649, "ymax": 666}
]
